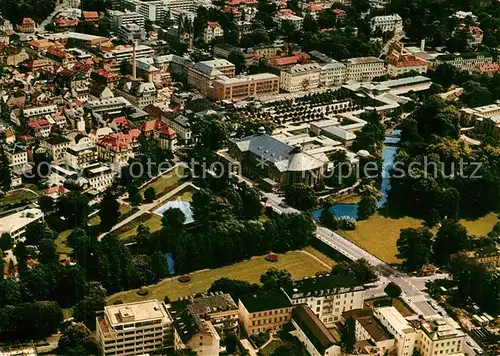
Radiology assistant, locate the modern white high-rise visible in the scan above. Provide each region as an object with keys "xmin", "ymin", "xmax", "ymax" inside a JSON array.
[{"xmin": 96, "ymin": 300, "xmax": 173, "ymax": 356}]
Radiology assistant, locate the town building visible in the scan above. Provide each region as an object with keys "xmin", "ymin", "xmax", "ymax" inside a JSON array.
[
  {"xmin": 434, "ymin": 52, "xmax": 494, "ymax": 73},
  {"xmin": 115, "ymin": 82, "xmax": 157, "ymax": 108},
  {"xmin": 344, "ymin": 57, "xmax": 386, "ymax": 82},
  {"xmin": 45, "ymin": 47, "xmax": 76, "ymax": 67},
  {"xmin": 27, "ymin": 119, "xmax": 52, "ymax": 138},
  {"xmin": 83, "ymin": 163, "xmax": 115, "ymax": 191},
  {"xmin": 4, "ymin": 144, "xmax": 29, "ymax": 171},
  {"xmin": 374, "ymin": 307, "xmax": 418, "ymax": 356},
  {"xmin": 387, "ymin": 42, "xmax": 429, "ymax": 77},
  {"xmin": 416, "ymin": 318, "xmax": 466, "ymax": 356},
  {"xmin": 274, "ymin": 12, "xmax": 303, "ymax": 30},
  {"xmin": 455, "ymin": 24, "xmax": 483, "ymax": 45},
  {"xmin": 97, "ymin": 130, "xmax": 141, "ymax": 166},
  {"xmin": 370, "ymin": 14, "xmax": 403, "ymax": 34},
  {"xmin": 283, "ymin": 274, "xmax": 365, "ymax": 327},
  {"xmin": 108, "ymin": 45, "xmax": 155, "ymax": 62},
  {"xmin": 291, "ymin": 305, "xmax": 342, "ymax": 356},
  {"xmin": 110, "ymin": 10, "xmax": 145, "ymax": 29},
  {"xmin": 238, "ymin": 291, "xmax": 293, "ymax": 335},
  {"xmin": 470, "ymin": 244, "xmax": 500, "ymax": 268},
  {"xmin": 168, "ymin": 298, "xmax": 221, "ymax": 356},
  {"xmin": 140, "ymin": 119, "xmax": 177, "ymax": 150},
  {"xmin": 343, "ymin": 308, "xmax": 396, "ymax": 356},
  {"xmin": 118, "ymin": 23, "xmax": 147, "ymax": 45},
  {"xmin": 0, "ymin": 208, "xmax": 44, "ymax": 241},
  {"xmin": 204, "ymin": 21, "xmax": 224, "ymax": 43},
  {"xmin": 65, "ymin": 140, "xmax": 98, "ymax": 170},
  {"xmin": 96, "ymin": 300, "xmax": 173, "ymax": 356},
  {"xmin": 17, "ymin": 18, "xmax": 36, "ymax": 33},
  {"xmin": 212, "ymin": 73, "xmax": 280, "ymax": 101},
  {"xmin": 280, "ymin": 63, "xmax": 322, "ymax": 92},
  {"xmin": 320, "ymin": 61, "xmax": 347, "ymax": 87},
  {"xmin": 162, "ymin": 115, "xmax": 192, "ymax": 142},
  {"xmin": 40, "ymin": 135, "xmax": 71, "ymax": 162},
  {"xmin": 187, "ymin": 59, "xmax": 236, "ymax": 97}
]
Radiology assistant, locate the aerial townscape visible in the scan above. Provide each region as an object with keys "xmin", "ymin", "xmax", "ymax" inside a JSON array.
[{"xmin": 1, "ymin": 0, "xmax": 500, "ymax": 355}]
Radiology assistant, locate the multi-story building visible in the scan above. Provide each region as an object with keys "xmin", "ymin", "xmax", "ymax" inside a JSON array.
[
  {"xmin": 370, "ymin": 14, "xmax": 403, "ymax": 34},
  {"xmin": 282, "ymin": 274, "xmax": 365, "ymax": 327},
  {"xmin": 280, "ymin": 63, "xmax": 322, "ymax": 92},
  {"xmin": 83, "ymin": 163, "xmax": 115, "ymax": 191},
  {"xmin": 238, "ymin": 291, "xmax": 293, "ymax": 335},
  {"xmin": 108, "ymin": 45, "xmax": 155, "ymax": 62},
  {"xmin": 116, "ymin": 82, "xmax": 157, "ymax": 108},
  {"xmin": 27, "ymin": 119, "xmax": 52, "ymax": 138},
  {"xmin": 320, "ymin": 61, "xmax": 347, "ymax": 87},
  {"xmin": 212, "ymin": 73, "xmax": 280, "ymax": 101},
  {"xmin": 65, "ymin": 140, "xmax": 98, "ymax": 170},
  {"xmin": 203, "ymin": 21, "xmax": 224, "ymax": 43},
  {"xmin": 343, "ymin": 308, "xmax": 396, "ymax": 356},
  {"xmin": 471, "ymin": 244, "xmax": 500, "ymax": 268},
  {"xmin": 455, "ymin": 24, "xmax": 483, "ymax": 45},
  {"xmin": 140, "ymin": 119, "xmax": 177, "ymax": 150},
  {"xmin": 4, "ymin": 144, "xmax": 28, "ymax": 171},
  {"xmin": 0, "ymin": 208, "xmax": 44, "ymax": 241},
  {"xmin": 23, "ymin": 105, "xmax": 58, "ymax": 120},
  {"xmin": 162, "ymin": 114, "xmax": 192, "ymax": 142},
  {"xmin": 344, "ymin": 57, "xmax": 387, "ymax": 82},
  {"xmin": 84, "ymin": 97, "xmax": 133, "ymax": 116},
  {"xmin": 16, "ymin": 18, "xmax": 36, "ymax": 33},
  {"xmin": 97, "ymin": 129, "xmax": 141, "ymax": 166},
  {"xmin": 434, "ymin": 52, "xmax": 494, "ymax": 73},
  {"xmin": 96, "ymin": 300, "xmax": 173, "ymax": 356},
  {"xmin": 374, "ymin": 307, "xmax": 419, "ymax": 356},
  {"xmin": 41, "ymin": 135, "xmax": 71, "ymax": 162},
  {"xmin": 416, "ymin": 318, "xmax": 466, "ymax": 356},
  {"xmin": 110, "ymin": 10, "xmax": 145, "ymax": 29},
  {"xmin": 274, "ymin": 12, "xmax": 303, "ymax": 30},
  {"xmin": 387, "ymin": 43, "xmax": 429, "ymax": 77},
  {"xmin": 137, "ymin": 0, "xmax": 168, "ymax": 23},
  {"xmin": 118, "ymin": 23, "xmax": 147, "ymax": 45},
  {"xmin": 45, "ymin": 47, "xmax": 76, "ymax": 67},
  {"xmin": 291, "ymin": 305, "xmax": 342, "ymax": 356},
  {"xmin": 187, "ymin": 59, "xmax": 236, "ymax": 96}
]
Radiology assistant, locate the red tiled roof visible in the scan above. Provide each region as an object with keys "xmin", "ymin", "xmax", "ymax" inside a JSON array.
[
  {"xmin": 83, "ymin": 11, "xmax": 99, "ymax": 20},
  {"xmin": 207, "ymin": 21, "xmax": 220, "ymax": 29},
  {"xmin": 457, "ymin": 24, "xmax": 483, "ymax": 35},
  {"xmin": 479, "ymin": 63, "xmax": 500, "ymax": 73},
  {"xmin": 98, "ymin": 130, "xmax": 141, "ymax": 151},
  {"xmin": 55, "ymin": 17, "xmax": 79, "ymax": 27},
  {"xmin": 28, "ymin": 119, "xmax": 51, "ymax": 130},
  {"xmin": 43, "ymin": 185, "xmax": 69, "ymax": 195},
  {"xmin": 390, "ymin": 55, "xmax": 428, "ymax": 67},
  {"xmin": 22, "ymin": 18, "xmax": 35, "ymax": 25},
  {"xmin": 140, "ymin": 119, "xmax": 176, "ymax": 138},
  {"xmin": 47, "ymin": 46, "xmax": 74, "ymax": 59}
]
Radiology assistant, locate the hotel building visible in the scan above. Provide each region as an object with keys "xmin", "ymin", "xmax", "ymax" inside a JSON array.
[{"xmin": 212, "ymin": 73, "xmax": 279, "ymax": 101}]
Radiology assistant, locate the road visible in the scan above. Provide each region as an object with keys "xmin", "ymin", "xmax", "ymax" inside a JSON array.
[{"xmin": 267, "ymin": 193, "xmax": 482, "ymax": 355}]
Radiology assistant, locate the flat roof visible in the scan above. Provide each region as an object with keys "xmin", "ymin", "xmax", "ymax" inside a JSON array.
[
  {"xmin": 215, "ymin": 73, "xmax": 278, "ymax": 84},
  {"xmin": 105, "ymin": 300, "xmax": 170, "ymax": 326},
  {"xmin": 375, "ymin": 306, "xmax": 412, "ymax": 334},
  {"xmin": 0, "ymin": 208, "xmax": 43, "ymax": 235}
]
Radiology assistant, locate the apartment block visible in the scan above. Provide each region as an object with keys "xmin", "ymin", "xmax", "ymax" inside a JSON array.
[
  {"xmin": 280, "ymin": 63, "xmax": 322, "ymax": 93},
  {"xmin": 374, "ymin": 307, "xmax": 418, "ymax": 356},
  {"xmin": 283, "ymin": 274, "xmax": 365, "ymax": 327},
  {"xmin": 212, "ymin": 73, "xmax": 279, "ymax": 101},
  {"xmin": 40, "ymin": 135, "xmax": 71, "ymax": 162},
  {"xmin": 320, "ymin": 61, "xmax": 347, "ymax": 87},
  {"xmin": 370, "ymin": 14, "xmax": 403, "ymax": 33},
  {"xmin": 96, "ymin": 300, "xmax": 173, "ymax": 356},
  {"xmin": 434, "ymin": 52, "xmax": 494, "ymax": 73},
  {"xmin": 4, "ymin": 144, "xmax": 28, "ymax": 171},
  {"xmin": 65, "ymin": 141, "xmax": 98, "ymax": 170},
  {"xmin": 83, "ymin": 163, "xmax": 115, "ymax": 191},
  {"xmin": 204, "ymin": 22, "xmax": 224, "ymax": 43},
  {"xmin": 344, "ymin": 57, "xmax": 387, "ymax": 82},
  {"xmin": 187, "ymin": 59, "xmax": 236, "ymax": 96},
  {"xmin": 162, "ymin": 114, "xmax": 192, "ymax": 142},
  {"xmin": 0, "ymin": 208, "xmax": 44, "ymax": 241},
  {"xmin": 238, "ymin": 291, "xmax": 293, "ymax": 335}
]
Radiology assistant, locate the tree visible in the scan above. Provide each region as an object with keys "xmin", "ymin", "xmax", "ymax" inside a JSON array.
[
  {"xmin": 340, "ymin": 316, "xmax": 356, "ymax": 353},
  {"xmin": 24, "ymin": 222, "xmax": 54, "ymax": 246},
  {"xmin": 99, "ymin": 190, "xmax": 120, "ymax": 232},
  {"xmin": 397, "ymin": 228, "xmax": 433, "ymax": 271},
  {"xmin": 19, "ymin": 267, "xmax": 50, "ymax": 301},
  {"xmin": 14, "ymin": 242, "xmax": 28, "ymax": 274},
  {"xmin": 239, "ymin": 187, "xmax": 261, "ymax": 220},
  {"xmin": 144, "ymin": 186, "xmax": 156, "ymax": 203},
  {"xmin": 0, "ymin": 233, "xmax": 12, "ymax": 251},
  {"xmin": 127, "ymin": 184, "xmax": 142, "ymax": 206},
  {"xmin": 37, "ymin": 195, "xmax": 54, "ymax": 213},
  {"xmin": 433, "ymin": 220, "xmax": 469, "ymax": 266},
  {"xmin": 260, "ymin": 268, "xmax": 292, "ymax": 291},
  {"xmin": 38, "ymin": 238, "xmax": 57, "ymax": 264},
  {"xmin": 228, "ymin": 51, "xmax": 246, "ymax": 74},
  {"xmin": 384, "ymin": 282, "xmax": 402, "ymax": 303},
  {"xmin": 284, "ymin": 184, "xmax": 317, "ymax": 211},
  {"xmin": 57, "ymin": 192, "xmax": 90, "ymax": 228},
  {"xmin": 331, "ymin": 259, "xmax": 376, "ymax": 284},
  {"xmin": 357, "ymin": 187, "xmax": 379, "ymax": 220},
  {"xmin": 208, "ymin": 278, "xmax": 261, "ymax": 301},
  {"xmin": 58, "ymin": 323, "xmax": 99, "ymax": 355},
  {"xmin": 73, "ymin": 282, "xmax": 107, "ymax": 330},
  {"xmin": 225, "ymin": 333, "xmax": 238, "ymax": 354},
  {"xmin": 0, "ymin": 145, "xmax": 11, "ymax": 192}
]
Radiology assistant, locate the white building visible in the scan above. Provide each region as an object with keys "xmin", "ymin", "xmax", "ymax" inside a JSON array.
[
  {"xmin": 274, "ymin": 13, "xmax": 304, "ymax": 30},
  {"xmin": 110, "ymin": 10, "xmax": 145, "ymax": 29},
  {"xmin": 118, "ymin": 23, "xmax": 146, "ymax": 45},
  {"xmin": 344, "ymin": 57, "xmax": 386, "ymax": 82},
  {"xmin": 65, "ymin": 140, "xmax": 98, "ymax": 170},
  {"xmin": 109, "ymin": 45, "xmax": 154, "ymax": 62},
  {"xmin": 4, "ymin": 144, "xmax": 28, "ymax": 171},
  {"xmin": 84, "ymin": 164, "xmax": 115, "ymax": 191},
  {"xmin": 41, "ymin": 135, "xmax": 71, "ymax": 162},
  {"xmin": 280, "ymin": 63, "xmax": 322, "ymax": 92},
  {"xmin": 163, "ymin": 115, "xmax": 192, "ymax": 142},
  {"xmin": 203, "ymin": 21, "xmax": 223, "ymax": 43},
  {"xmin": 416, "ymin": 318, "xmax": 466, "ymax": 356},
  {"xmin": 137, "ymin": 0, "xmax": 168, "ymax": 23},
  {"xmin": 370, "ymin": 14, "xmax": 403, "ymax": 34},
  {"xmin": 434, "ymin": 52, "xmax": 493, "ymax": 73},
  {"xmin": 374, "ymin": 307, "xmax": 418, "ymax": 356},
  {"xmin": 320, "ymin": 61, "xmax": 347, "ymax": 87},
  {"xmin": 96, "ymin": 300, "xmax": 173, "ymax": 356},
  {"xmin": 23, "ymin": 105, "xmax": 58, "ymax": 119},
  {"xmin": 283, "ymin": 274, "xmax": 365, "ymax": 327},
  {"xmin": 0, "ymin": 208, "xmax": 44, "ymax": 242}
]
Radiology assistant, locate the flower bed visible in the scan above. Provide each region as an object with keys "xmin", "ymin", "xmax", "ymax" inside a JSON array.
[
  {"xmin": 265, "ymin": 253, "xmax": 279, "ymax": 262},
  {"xmin": 178, "ymin": 275, "xmax": 191, "ymax": 283},
  {"xmin": 137, "ymin": 288, "xmax": 149, "ymax": 296}
]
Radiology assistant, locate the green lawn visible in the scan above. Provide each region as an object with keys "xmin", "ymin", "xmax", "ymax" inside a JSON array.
[
  {"xmin": 0, "ymin": 190, "xmax": 38, "ymax": 210},
  {"xmin": 302, "ymin": 246, "xmax": 336, "ymax": 268},
  {"xmin": 459, "ymin": 213, "xmax": 499, "ymax": 237},
  {"xmin": 55, "ymin": 230, "xmax": 73, "ymax": 255},
  {"xmin": 107, "ymin": 251, "xmax": 326, "ymax": 305},
  {"xmin": 118, "ymin": 214, "xmax": 162, "ymax": 240},
  {"xmin": 140, "ymin": 166, "xmax": 185, "ymax": 198},
  {"xmin": 260, "ymin": 340, "xmax": 284, "ymax": 355},
  {"xmin": 89, "ymin": 204, "xmax": 132, "ymax": 226},
  {"xmin": 339, "ymin": 213, "xmax": 424, "ymax": 264}
]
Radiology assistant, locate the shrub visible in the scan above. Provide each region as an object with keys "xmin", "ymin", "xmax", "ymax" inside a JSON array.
[
  {"xmin": 178, "ymin": 275, "xmax": 191, "ymax": 283},
  {"xmin": 113, "ymin": 300, "xmax": 123, "ymax": 305},
  {"xmin": 137, "ymin": 288, "xmax": 149, "ymax": 296},
  {"xmin": 265, "ymin": 253, "xmax": 278, "ymax": 262}
]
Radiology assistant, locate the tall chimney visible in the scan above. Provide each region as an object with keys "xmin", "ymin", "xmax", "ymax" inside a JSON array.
[{"xmin": 132, "ymin": 42, "xmax": 137, "ymax": 80}]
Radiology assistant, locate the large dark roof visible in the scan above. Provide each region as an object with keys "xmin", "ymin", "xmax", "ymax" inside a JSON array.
[
  {"xmin": 239, "ymin": 291, "xmax": 291, "ymax": 313},
  {"xmin": 292, "ymin": 305, "xmax": 337, "ymax": 354},
  {"xmin": 284, "ymin": 274, "xmax": 364, "ymax": 299},
  {"xmin": 342, "ymin": 309, "xmax": 391, "ymax": 342},
  {"xmin": 232, "ymin": 133, "xmax": 293, "ymax": 165}
]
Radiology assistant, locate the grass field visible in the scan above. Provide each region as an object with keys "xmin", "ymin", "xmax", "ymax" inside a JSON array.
[
  {"xmin": 118, "ymin": 214, "xmax": 162, "ymax": 240},
  {"xmin": 0, "ymin": 190, "xmax": 38, "ymax": 210},
  {"xmin": 260, "ymin": 340, "xmax": 284, "ymax": 356},
  {"xmin": 88, "ymin": 204, "xmax": 132, "ymax": 226},
  {"xmin": 302, "ymin": 247, "xmax": 336, "ymax": 268},
  {"xmin": 459, "ymin": 213, "xmax": 499, "ymax": 237},
  {"xmin": 140, "ymin": 166, "xmax": 185, "ymax": 198},
  {"xmin": 107, "ymin": 251, "xmax": 326, "ymax": 305},
  {"xmin": 339, "ymin": 213, "xmax": 424, "ymax": 264},
  {"xmin": 55, "ymin": 230, "xmax": 73, "ymax": 254}
]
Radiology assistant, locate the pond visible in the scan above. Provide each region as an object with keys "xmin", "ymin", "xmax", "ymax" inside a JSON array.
[
  {"xmin": 313, "ymin": 137, "xmax": 398, "ymax": 220},
  {"xmin": 166, "ymin": 253, "xmax": 175, "ymax": 275},
  {"xmin": 153, "ymin": 200, "xmax": 194, "ymax": 224}
]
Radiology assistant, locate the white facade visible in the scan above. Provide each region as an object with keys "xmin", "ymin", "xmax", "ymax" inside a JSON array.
[
  {"xmin": 344, "ymin": 57, "xmax": 387, "ymax": 82},
  {"xmin": 111, "ymin": 10, "xmax": 145, "ymax": 29},
  {"xmin": 138, "ymin": 0, "xmax": 167, "ymax": 23},
  {"xmin": 4, "ymin": 146, "xmax": 28, "ymax": 171},
  {"xmin": 84, "ymin": 164, "xmax": 115, "ymax": 191},
  {"xmin": 370, "ymin": 14, "xmax": 403, "ymax": 34},
  {"xmin": 163, "ymin": 115, "xmax": 192, "ymax": 141},
  {"xmin": 110, "ymin": 45, "xmax": 155, "ymax": 61},
  {"xmin": 0, "ymin": 208, "xmax": 44, "ymax": 241},
  {"xmin": 320, "ymin": 62, "xmax": 347, "ymax": 87},
  {"xmin": 203, "ymin": 22, "xmax": 223, "ymax": 43},
  {"xmin": 118, "ymin": 23, "xmax": 147, "ymax": 45},
  {"xmin": 280, "ymin": 63, "xmax": 322, "ymax": 92},
  {"xmin": 274, "ymin": 14, "xmax": 304, "ymax": 30},
  {"xmin": 96, "ymin": 300, "xmax": 173, "ymax": 356},
  {"xmin": 416, "ymin": 319, "xmax": 466, "ymax": 356},
  {"xmin": 65, "ymin": 141, "xmax": 98, "ymax": 170},
  {"xmin": 374, "ymin": 307, "xmax": 417, "ymax": 356}
]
